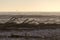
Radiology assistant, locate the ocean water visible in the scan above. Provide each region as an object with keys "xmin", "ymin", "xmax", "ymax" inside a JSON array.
[{"xmin": 0, "ymin": 28, "xmax": 60, "ymax": 40}]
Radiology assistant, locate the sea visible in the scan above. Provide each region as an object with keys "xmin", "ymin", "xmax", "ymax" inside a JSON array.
[{"xmin": 0, "ymin": 28, "xmax": 60, "ymax": 40}]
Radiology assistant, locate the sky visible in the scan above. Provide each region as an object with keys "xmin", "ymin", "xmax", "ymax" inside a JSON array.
[
  {"xmin": 0, "ymin": 0, "xmax": 60, "ymax": 12},
  {"xmin": 0, "ymin": 0, "xmax": 60, "ymax": 15}
]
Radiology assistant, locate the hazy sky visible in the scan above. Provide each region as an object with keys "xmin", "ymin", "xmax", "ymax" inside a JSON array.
[{"xmin": 0, "ymin": 0, "xmax": 60, "ymax": 12}]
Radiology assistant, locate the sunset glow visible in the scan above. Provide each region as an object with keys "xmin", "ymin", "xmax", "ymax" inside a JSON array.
[{"xmin": 0, "ymin": 0, "xmax": 60, "ymax": 12}]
